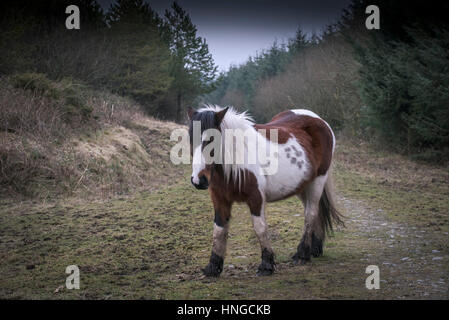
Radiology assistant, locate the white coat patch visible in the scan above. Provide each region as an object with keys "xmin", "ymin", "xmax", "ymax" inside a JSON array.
[{"xmin": 263, "ymin": 138, "xmax": 311, "ymax": 202}]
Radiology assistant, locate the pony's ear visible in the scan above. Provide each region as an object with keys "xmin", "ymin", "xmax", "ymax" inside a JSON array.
[
  {"xmin": 215, "ymin": 107, "xmax": 229, "ymax": 125},
  {"xmin": 187, "ymin": 107, "xmax": 195, "ymax": 120}
]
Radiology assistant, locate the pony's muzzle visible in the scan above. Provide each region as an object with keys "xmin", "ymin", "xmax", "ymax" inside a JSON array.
[{"xmin": 191, "ymin": 175, "xmax": 209, "ymax": 190}]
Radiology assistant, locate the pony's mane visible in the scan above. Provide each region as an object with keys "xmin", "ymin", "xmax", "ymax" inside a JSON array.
[
  {"xmin": 198, "ymin": 105, "xmax": 258, "ymax": 187},
  {"xmin": 197, "ymin": 105, "xmax": 254, "ymax": 128}
]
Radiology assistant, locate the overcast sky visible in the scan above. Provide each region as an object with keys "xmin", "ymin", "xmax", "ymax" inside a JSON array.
[{"xmin": 98, "ymin": 0, "xmax": 352, "ymax": 71}]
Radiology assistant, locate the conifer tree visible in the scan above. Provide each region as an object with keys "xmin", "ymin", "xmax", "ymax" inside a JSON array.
[
  {"xmin": 344, "ymin": 0, "xmax": 449, "ymax": 160},
  {"xmin": 289, "ymin": 26, "xmax": 309, "ymax": 53},
  {"xmin": 162, "ymin": 2, "xmax": 217, "ymax": 122},
  {"xmin": 106, "ymin": 0, "xmax": 172, "ymax": 112}
]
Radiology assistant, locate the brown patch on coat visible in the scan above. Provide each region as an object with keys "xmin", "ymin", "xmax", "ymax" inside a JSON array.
[
  {"xmin": 208, "ymin": 166, "xmax": 263, "ymax": 220},
  {"xmin": 254, "ymin": 110, "xmax": 333, "ymax": 177}
]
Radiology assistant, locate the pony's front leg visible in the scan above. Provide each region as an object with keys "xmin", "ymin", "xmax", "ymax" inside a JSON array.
[
  {"xmin": 250, "ymin": 200, "xmax": 275, "ymax": 276},
  {"xmin": 202, "ymin": 200, "xmax": 231, "ymax": 277}
]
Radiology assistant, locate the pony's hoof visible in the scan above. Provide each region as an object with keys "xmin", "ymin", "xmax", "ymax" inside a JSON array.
[
  {"xmin": 202, "ymin": 263, "xmax": 222, "ymax": 277},
  {"xmin": 311, "ymin": 249, "xmax": 323, "ymax": 258},
  {"xmin": 256, "ymin": 270, "xmax": 273, "ymax": 277},
  {"xmin": 256, "ymin": 268, "xmax": 274, "ymax": 276},
  {"xmin": 202, "ymin": 252, "xmax": 223, "ymax": 277},
  {"xmin": 311, "ymin": 234, "xmax": 323, "ymax": 257},
  {"xmin": 292, "ymin": 253, "xmax": 310, "ymax": 265},
  {"xmin": 257, "ymin": 248, "xmax": 275, "ymax": 276},
  {"xmin": 292, "ymin": 253, "xmax": 299, "ymax": 264},
  {"xmin": 311, "ymin": 242, "xmax": 323, "ymax": 257}
]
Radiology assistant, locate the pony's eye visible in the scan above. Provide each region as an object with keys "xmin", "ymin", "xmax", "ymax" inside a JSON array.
[
  {"xmin": 202, "ymin": 136, "xmax": 214, "ymax": 147},
  {"xmin": 202, "ymin": 139, "xmax": 215, "ymax": 158}
]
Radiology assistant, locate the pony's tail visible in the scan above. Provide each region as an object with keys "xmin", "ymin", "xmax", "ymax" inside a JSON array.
[{"xmin": 318, "ymin": 171, "xmax": 345, "ymax": 237}]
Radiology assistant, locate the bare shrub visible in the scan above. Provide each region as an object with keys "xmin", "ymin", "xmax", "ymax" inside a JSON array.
[
  {"xmin": 252, "ymin": 33, "xmax": 362, "ymax": 134},
  {"xmin": 0, "ymin": 76, "xmax": 68, "ymax": 139},
  {"xmin": 220, "ymin": 89, "xmax": 247, "ymax": 109}
]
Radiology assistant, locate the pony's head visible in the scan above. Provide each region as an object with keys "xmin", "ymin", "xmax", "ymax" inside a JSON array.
[{"xmin": 188, "ymin": 106, "xmax": 229, "ymax": 190}]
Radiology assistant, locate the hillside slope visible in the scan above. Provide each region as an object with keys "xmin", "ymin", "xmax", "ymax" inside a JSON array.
[{"xmin": 0, "ymin": 74, "xmax": 185, "ymax": 201}]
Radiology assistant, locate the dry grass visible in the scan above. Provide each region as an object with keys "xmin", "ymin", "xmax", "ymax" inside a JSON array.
[
  {"xmin": 0, "ymin": 74, "xmax": 183, "ymax": 200},
  {"xmin": 334, "ymin": 137, "xmax": 449, "ymax": 194}
]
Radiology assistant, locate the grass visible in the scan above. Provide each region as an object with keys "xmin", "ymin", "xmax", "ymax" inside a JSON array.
[
  {"xmin": 333, "ymin": 139, "xmax": 449, "ymax": 234},
  {"xmin": 0, "ymin": 173, "xmax": 362, "ymax": 299},
  {"xmin": 0, "ymin": 137, "xmax": 448, "ymax": 299}
]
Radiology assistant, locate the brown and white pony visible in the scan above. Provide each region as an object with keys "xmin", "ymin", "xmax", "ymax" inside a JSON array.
[{"xmin": 188, "ymin": 105, "xmax": 343, "ymax": 277}]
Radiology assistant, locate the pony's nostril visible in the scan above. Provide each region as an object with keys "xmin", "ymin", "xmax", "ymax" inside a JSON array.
[
  {"xmin": 199, "ymin": 175, "xmax": 208, "ymax": 186},
  {"xmin": 191, "ymin": 175, "xmax": 208, "ymax": 190}
]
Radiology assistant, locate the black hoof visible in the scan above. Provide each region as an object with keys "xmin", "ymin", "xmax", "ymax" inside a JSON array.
[
  {"xmin": 256, "ymin": 267, "xmax": 274, "ymax": 276},
  {"xmin": 202, "ymin": 263, "xmax": 222, "ymax": 277},
  {"xmin": 311, "ymin": 233, "xmax": 323, "ymax": 258},
  {"xmin": 202, "ymin": 251, "xmax": 223, "ymax": 277},
  {"xmin": 293, "ymin": 237, "xmax": 311, "ymax": 264},
  {"xmin": 292, "ymin": 252, "xmax": 299, "ymax": 264},
  {"xmin": 292, "ymin": 253, "xmax": 310, "ymax": 265},
  {"xmin": 257, "ymin": 248, "xmax": 275, "ymax": 276}
]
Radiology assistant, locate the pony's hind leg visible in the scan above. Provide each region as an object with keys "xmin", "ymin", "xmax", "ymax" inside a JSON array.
[
  {"xmin": 293, "ymin": 174, "xmax": 328, "ymax": 264},
  {"xmin": 249, "ymin": 197, "xmax": 275, "ymax": 276}
]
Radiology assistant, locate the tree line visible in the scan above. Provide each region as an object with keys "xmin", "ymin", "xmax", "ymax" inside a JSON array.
[
  {"xmin": 0, "ymin": 0, "xmax": 217, "ymax": 122},
  {"xmin": 1, "ymin": 0, "xmax": 448, "ymax": 163},
  {"xmin": 205, "ymin": 0, "xmax": 449, "ymax": 163}
]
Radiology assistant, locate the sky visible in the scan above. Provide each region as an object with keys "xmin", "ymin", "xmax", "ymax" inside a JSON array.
[{"xmin": 98, "ymin": 0, "xmax": 352, "ymax": 72}]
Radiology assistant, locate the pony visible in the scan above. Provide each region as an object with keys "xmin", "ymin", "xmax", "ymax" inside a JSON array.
[{"xmin": 187, "ymin": 105, "xmax": 343, "ymax": 277}]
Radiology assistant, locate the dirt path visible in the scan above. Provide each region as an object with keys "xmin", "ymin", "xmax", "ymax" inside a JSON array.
[{"xmin": 338, "ymin": 195, "xmax": 447, "ymax": 299}]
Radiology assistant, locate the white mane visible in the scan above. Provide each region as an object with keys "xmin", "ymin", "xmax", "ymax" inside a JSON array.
[
  {"xmin": 197, "ymin": 104, "xmax": 254, "ymax": 128},
  {"xmin": 198, "ymin": 105, "xmax": 258, "ymax": 187}
]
